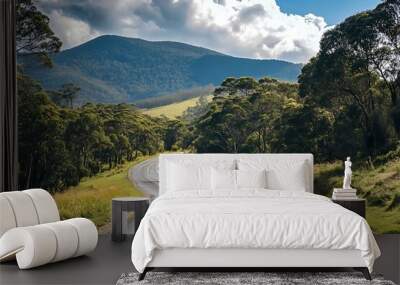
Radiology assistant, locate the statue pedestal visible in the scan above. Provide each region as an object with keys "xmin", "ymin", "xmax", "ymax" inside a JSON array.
[
  {"xmin": 334, "ymin": 188, "xmax": 356, "ymax": 192},
  {"xmin": 332, "ymin": 188, "xmax": 357, "ymax": 200}
]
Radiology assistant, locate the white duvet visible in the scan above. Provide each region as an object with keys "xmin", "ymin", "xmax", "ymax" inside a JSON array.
[{"xmin": 131, "ymin": 190, "xmax": 380, "ymax": 273}]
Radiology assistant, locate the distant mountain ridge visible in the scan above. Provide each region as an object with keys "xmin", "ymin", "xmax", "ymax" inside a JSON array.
[{"xmin": 20, "ymin": 35, "xmax": 302, "ymax": 105}]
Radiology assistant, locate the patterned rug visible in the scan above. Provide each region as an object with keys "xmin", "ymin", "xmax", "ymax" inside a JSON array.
[{"xmin": 116, "ymin": 272, "xmax": 395, "ymax": 285}]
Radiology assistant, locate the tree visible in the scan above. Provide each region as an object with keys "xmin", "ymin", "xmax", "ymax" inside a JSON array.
[
  {"xmin": 367, "ymin": 0, "xmax": 400, "ymax": 106},
  {"xmin": 194, "ymin": 95, "xmax": 252, "ymax": 153},
  {"xmin": 60, "ymin": 84, "xmax": 81, "ymax": 108},
  {"xmin": 247, "ymin": 91, "xmax": 283, "ymax": 153},
  {"xmin": 16, "ymin": 0, "xmax": 62, "ymax": 66},
  {"xmin": 298, "ymin": 0, "xmax": 399, "ymax": 157},
  {"xmin": 64, "ymin": 108, "xmax": 105, "ymax": 177},
  {"xmin": 163, "ymin": 120, "xmax": 187, "ymax": 150},
  {"xmin": 48, "ymin": 84, "xmax": 81, "ymax": 108},
  {"xmin": 181, "ymin": 95, "xmax": 211, "ymax": 122},
  {"xmin": 18, "ymin": 73, "xmax": 73, "ymax": 191},
  {"xmin": 214, "ymin": 77, "xmax": 258, "ymax": 96},
  {"xmin": 16, "ymin": 0, "xmax": 70, "ymax": 191},
  {"xmin": 193, "ymin": 77, "xmax": 302, "ymax": 154},
  {"xmin": 370, "ymin": 0, "xmax": 400, "ymax": 132},
  {"xmin": 272, "ymin": 100, "xmax": 335, "ymax": 162}
]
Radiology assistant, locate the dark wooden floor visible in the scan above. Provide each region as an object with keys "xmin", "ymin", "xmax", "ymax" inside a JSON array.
[
  {"xmin": 0, "ymin": 235, "xmax": 134, "ymax": 285},
  {"xmin": 1, "ymin": 234, "xmax": 399, "ymax": 285},
  {"xmin": 374, "ymin": 234, "xmax": 400, "ymax": 284}
]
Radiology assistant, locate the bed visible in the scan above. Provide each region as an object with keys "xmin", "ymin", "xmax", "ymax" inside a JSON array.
[{"xmin": 131, "ymin": 154, "xmax": 380, "ymax": 280}]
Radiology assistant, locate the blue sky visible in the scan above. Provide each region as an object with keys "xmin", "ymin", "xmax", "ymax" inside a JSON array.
[{"xmin": 277, "ymin": 0, "xmax": 381, "ymax": 25}]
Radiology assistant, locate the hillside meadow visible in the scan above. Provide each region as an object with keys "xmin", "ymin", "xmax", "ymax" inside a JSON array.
[
  {"xmin": 143, "ymin": 95, "xmax": 212, "ymax": 118},
  {"xmin": 53, "ymin": 156, "xmax": 150, "ymax": 227},
  {"xmin": 315, "ymin": 158, "xmax": 400, "ymax": 234},
  {"xmin": 143, "ymin": 96, "xmax": 201, "ymax": 118}
]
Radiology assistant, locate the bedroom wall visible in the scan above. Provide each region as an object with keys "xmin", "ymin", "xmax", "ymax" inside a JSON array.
[{"xmin": 15, "ymin": 0, "xmax": 399, "ymax": 234}]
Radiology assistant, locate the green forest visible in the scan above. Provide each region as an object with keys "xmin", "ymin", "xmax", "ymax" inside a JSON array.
[{"xmin": 17, "ymin": 0, "xmax": 399, "ymax": 232}]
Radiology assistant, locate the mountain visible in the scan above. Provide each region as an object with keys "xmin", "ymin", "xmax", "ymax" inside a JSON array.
[{"xmin": 20, "ymin": 35, "xmax": 302, "ymax": 105}]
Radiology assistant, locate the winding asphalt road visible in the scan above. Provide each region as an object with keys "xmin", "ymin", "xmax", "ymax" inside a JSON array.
[{"xmin": 128, "ymin": 157, "xmax": 159, "ymax": 198}]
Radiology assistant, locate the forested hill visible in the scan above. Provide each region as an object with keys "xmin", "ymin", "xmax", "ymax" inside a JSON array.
[{"xmin": 19, "ymin": 35, "xmax": 302, "ymax": 105}]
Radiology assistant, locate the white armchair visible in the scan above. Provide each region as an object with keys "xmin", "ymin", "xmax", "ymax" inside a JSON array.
[{"xmin": 0, "ymin": 189, "xmax": 98, "ymax": 269}]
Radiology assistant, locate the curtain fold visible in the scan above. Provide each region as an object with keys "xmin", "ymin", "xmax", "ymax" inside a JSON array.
[{"xmin": 0, "ymin": 0, "xmax": 18, "ymax": 192}]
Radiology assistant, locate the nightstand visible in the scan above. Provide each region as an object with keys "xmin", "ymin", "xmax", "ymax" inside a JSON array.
[
  {"xmin": 112, "ymin": 197, "xmax": 150, "ymax": 242},
  {"xmin": 332, "ymin": 198, "xmax": 366, "ymax": 218}
]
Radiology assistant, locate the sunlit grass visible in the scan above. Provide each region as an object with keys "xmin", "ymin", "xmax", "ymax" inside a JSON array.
[
  {"xmin": 367, "ymin": 206, "xmax": 400, "ymax": 234},
  {"xmin": 53, "ymin": 156, "xmax": 151, "ymax": 227},
  {"xmin": 143, "ymin": 95, "xmax": 211, "ymax": 118},
  {"xmin": 314, "ymin": 161, "xmax": 342, "ymax": 197}
]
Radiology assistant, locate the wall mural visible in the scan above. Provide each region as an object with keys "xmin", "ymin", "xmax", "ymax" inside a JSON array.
[{"xmin": 16, "ymin": 0, "xmax": 399, "ymax": 233}]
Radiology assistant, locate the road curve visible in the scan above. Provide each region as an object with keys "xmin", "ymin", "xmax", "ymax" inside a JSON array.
[{"xmin": 128, "ymin": 157, "xmax": 159, "ymax": 198}]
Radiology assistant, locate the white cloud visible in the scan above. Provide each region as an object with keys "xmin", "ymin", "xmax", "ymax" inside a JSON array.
[
  {"xmin": 39, "ymin": 0, "xmax": 331, "ymax": 63},
  {"xmin": 47, "ymin": 10, "xmax": 100, "ymax": 50}
]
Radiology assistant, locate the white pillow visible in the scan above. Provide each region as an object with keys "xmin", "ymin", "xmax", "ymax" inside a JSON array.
[
  {"xmin": 212, "ymin": 169, "xmax": 237, "ymax": 190},
  {"xmin": 167, "ymin": 163, "xmax": 212, "ymax": 192},
  {"xmin": 266, "ymin": 165, "xmax": 306, "ymax": 191},
  {"xmin": 237, "ymin": 159, "xmax": 308, "ymax": 191},
  {"xmin": 236, "ymin": 169, "xmax": 267, "ymax": 189}
]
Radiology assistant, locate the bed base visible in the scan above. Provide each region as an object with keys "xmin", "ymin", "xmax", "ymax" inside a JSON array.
[
  {"xmin": 354, "ymin": 267, "xmax": 372, "ymax": 280},
  {"xmin": 138, "ymin": 267, "xmax": 371, "ymax": 281},
  {"xmin": 138, "ymin": 268, "xmax": 150, "ymax": 281},
  {"xmin": 138, "ymin": 248, "xmax": 372, "ymax": 281}
]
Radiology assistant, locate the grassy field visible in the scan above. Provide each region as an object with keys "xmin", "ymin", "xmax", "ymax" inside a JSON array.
[
  {"xmin": 315, "ymin": 158, "xmax": 400, "ymax": 234},
  {"xmin": 53, "ymin": 156, "xmax": 150, "ymax": 227},
  {"xmin": 143, "ymin": 96, "xmax": 210, "ymax": 118},
  {"xmin": 53, "ymin": 153, "xmax": 399, "ymax": 233}
]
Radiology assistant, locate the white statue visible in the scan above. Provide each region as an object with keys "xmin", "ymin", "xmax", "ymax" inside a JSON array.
[{"xmin": 343, "ymin": 157, "xmax": 352, "ymax": 189}]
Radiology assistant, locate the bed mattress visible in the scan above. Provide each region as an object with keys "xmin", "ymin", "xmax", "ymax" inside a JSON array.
[{"xmin": 131, "ymin": 190, "xmax": 380, "ymax": 273}]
